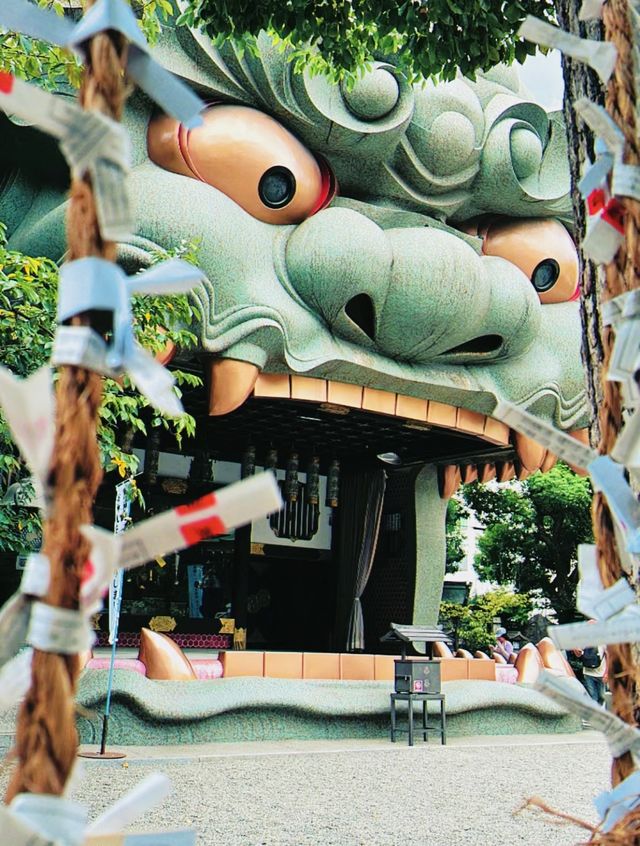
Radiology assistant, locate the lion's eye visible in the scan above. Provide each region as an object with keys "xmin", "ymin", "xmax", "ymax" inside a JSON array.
[
  {"xmin": 147, "ymin": 105, "xmax": 335, "ymax": 225},
  {"xmin": 531, "ymin": 258, "xmax": 560, "ymax": 293},
  {"xmin": 259, "ymin": 166, "xmax": 297, "ymax": 209},
  {"xmin": 480, "ymin": 218, "xmax": 579, "ymax": 304}
]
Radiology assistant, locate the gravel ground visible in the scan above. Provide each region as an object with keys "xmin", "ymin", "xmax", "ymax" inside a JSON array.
[{"xmin": 0, "ymin": 736, "xmax": 611, "ymax": 845}]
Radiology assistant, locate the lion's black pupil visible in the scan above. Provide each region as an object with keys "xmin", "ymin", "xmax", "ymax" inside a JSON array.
[
  {"xmin": 259, "ymin": 166, "xmax": 296, "ymax": 208},
  {"xmin": 531, "ymin": 258, "xmax": 560, "ymax": 292}
]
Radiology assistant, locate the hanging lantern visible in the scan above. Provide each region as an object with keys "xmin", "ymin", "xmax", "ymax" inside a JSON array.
[
  {"xmin": 265, "ymin": 448, "xmax": 278, "ymax": 477},
  {"xmin": 241, "ymin": 445, "xmax": 256, "ymax": 479},
  {"xmin": 306, "ymin": 455, "xmax": 320, "ymax": 505},
  {"xmin": 189, "ymin": 448, "xmax": 213, "ymax": 483},
  {"xmin": 284, "ymin": 451, "xmax": 299, "ymax": 503},
  {"xmin": 326, "ymin": 458, "xmax": 340, "ymax": 508}
]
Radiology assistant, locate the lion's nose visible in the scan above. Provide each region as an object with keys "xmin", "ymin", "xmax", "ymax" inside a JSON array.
[{"xmin": 285, "ymin": 207, "xmax": 541, "ymax": 365}]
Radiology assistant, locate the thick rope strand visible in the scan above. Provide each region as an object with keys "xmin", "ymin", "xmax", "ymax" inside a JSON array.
[
  {"xmin": 593, "ymin": 0, "xmax": 640, "ymax": 795},
  {"xmin": 5, "ymin": 16, "xmax": 128, "ymax": 799}
]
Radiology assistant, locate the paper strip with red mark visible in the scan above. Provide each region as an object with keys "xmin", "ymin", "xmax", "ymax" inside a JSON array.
[
  {"xmin": 119, "ymin": 472, "xmax": 282, "ymax": 569},
  {"xmin": 52, "ymin": 257, "xmax": 204, "ymax": 416},
  {"xmin": 82, "ymin": 472, "xmax": 282, "ymax": 604}
]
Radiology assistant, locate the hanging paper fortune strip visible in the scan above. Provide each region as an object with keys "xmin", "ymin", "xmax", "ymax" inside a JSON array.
[
  {"xmin": 82, "ymin": 472, "xmax": 282, "ymax": 605},
  {"xmin": 0, "ymin": 0, "xmax": 204, "ymax": 128}
]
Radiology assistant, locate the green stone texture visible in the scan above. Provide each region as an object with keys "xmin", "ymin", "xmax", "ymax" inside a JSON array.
[
  {"xmin": 1, "ymin": 23, "xmax": 586, "ymax": 430},
  {"xmin": 76, "ymin": 671, "xmax": 580, "ymax": 746}
]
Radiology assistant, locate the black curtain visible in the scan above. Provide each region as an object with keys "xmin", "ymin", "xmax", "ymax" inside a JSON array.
[{"xmin": 333, "ymin": 467, "xmax": 386, "ymax": 651}]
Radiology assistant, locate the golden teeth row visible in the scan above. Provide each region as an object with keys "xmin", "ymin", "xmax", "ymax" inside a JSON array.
[
  {"xmin": 209, "ymin": 363, "xmax": 588, "ymax": 497},
  {"xmin": 252, "ymin": 373, "xmax": 512, "ymax": 444}
]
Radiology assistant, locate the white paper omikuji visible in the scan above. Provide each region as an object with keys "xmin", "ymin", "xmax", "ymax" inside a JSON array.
[
  {"xmin": 575, "ymin": 544, "xmax": 635, "ymax": 621},
  {"xmin": 492, "ymin": 401, "xmax": 597, "ymax": 469},
  {"xmin": 0, "ymin": 73, "xmax": 131, "ymax": 241},
  {"xmin": 583, "ymin": 213, "xmax": 626, "ymax": 265},
  {"xmin": 589, "ymin": 455, "xmax": 640, "ymax": 553},
  {"xmin": 86, "ymin": 774, "xmax": 172, "ymax": 836},
  {"xmin": 0, "ymin": 0, "xmax": 74, "ymax": 48},
  {"xmin": 613, "ymin": 163, "xmax": 640, "ymax": 202},
  {"xmin": 607, "ymin": 318, "xmax": 640, "ymax": 383},
  {"xmin": 590, "ymin": 579, "xmax": 636, "ymax": 620},
  {"xmin": 52, "ymin": 257, "xmax": 204, "ymax": 417},
  {"xmin": 576, "ymin": 544, "xmax": 601, "ymax": 618},
  {"xmin": 574, "ymin": 98, "xmax": 626, "ymax": 156},
  {"xmin": 612, "ymin": 410, "xmax": 640, "ymax": 469},
  {"xmin": 59, "ymin": 108, "xmax": 132, "ymax": 241},
  {"xmin": 622, "ymin": 376, "xmax": 640, "ymax": 409},
  {"xmin": 0, "ymin": 806, "xmax": 57, "ymax": 846},
  {"xmin": 579, "ymin": 149, "xmax": 614, "ymax": 199},
  {"xmin": 550, "ymin": 606, "xmax": 640, "ymax": 651},
  {"xmin": 518, "ymin": 17, "xmax": 617, "ymax": 83},
  {"xmin": 0, "ymin": 593, "xmax": 32, "ymax": 673},
  {"xmin": 0, "ymin": 767, "xmax": 194, "ymax": 844},
  {"xmin": 0, "ymin": 365, "xmax": 54, "ymax": 494},
  {"xmin": 0, "ymin": 650, "xmax": 33, "ymax": 715},
  {"xmin": 10, "ymin": 794, "xmax": 88, "ymax": 846},
  {"xmin": 603, "ymin": 294, "xmax": 626, "ymax": 328},
  {"xmin": 595, "ymin": 770, "xmax": 640, "ymax": 832},
  {"xmin": 53, "ymin": 327, "xmax": 185, "ymax": 418},
  {"xmin": 27, "ymin": 602, "xmax": 95, "ymax": 655},
  {"xmin": 0, "ymin": 552, "xmax": 53, "ymax": 671},
  {"xmin": 0, "ymin": 0, "xmax": 204, "ymax": 129},
  {"xmin": 535, "ymin": 671, "xmax": 640, "ymax": 757}
]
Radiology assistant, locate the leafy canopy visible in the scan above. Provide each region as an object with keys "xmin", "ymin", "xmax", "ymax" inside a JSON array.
[
  {"xmin": 445, "ymin": 496, "xmax": 467, "ymax": 573},
  {"xmin": 179, "ymin": 0, "xmax": 554, "ymax": 83},
  {"xmin": 0, "ymin": 0, "xmax": 175, "ymax": 89},
  {"xmin": 1, "ymin": 0, "xmax": 554, "ymax": 89},
  {"xmin": 439, "ymin": 588, "xmax": 532, "ymax": 653},
  {"xmin": 0, "ymin": 222, "xmax": 202, "ymax": 551},
  {"xmin": 461, "ymin": 464, "xmax": 594, "ymax": 622}
]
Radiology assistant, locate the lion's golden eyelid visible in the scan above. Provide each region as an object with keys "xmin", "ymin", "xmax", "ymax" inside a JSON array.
[
  {"xmin": 147, "ymin": 105, "xmax": 334, "ymax": 225},
  {"xmin": 481, "ymin": 218, "xmax": 579, "ymax": 304}
]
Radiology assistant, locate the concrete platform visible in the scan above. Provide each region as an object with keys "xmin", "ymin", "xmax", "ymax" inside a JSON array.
[{"xmin": 75, "ymin": 671, "xmax": 581, "ymax": 746}]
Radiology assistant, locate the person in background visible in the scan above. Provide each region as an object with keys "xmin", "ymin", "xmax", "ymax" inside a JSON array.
[
  {"xmin": 493, "ymin": 627, "xmax": 514, "ymax": 662},
  {"xmin": 573, "ymin": 645, "xmax": 607, "ymax": 705}
]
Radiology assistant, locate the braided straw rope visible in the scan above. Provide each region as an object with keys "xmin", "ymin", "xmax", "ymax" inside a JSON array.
[
  {"xmin": 588, "ymin": 0, "xmax": 640, "ymax": 802},
  {"xmin": 5, "ymin": 7, "xmax": 128, "ymax": 799}
]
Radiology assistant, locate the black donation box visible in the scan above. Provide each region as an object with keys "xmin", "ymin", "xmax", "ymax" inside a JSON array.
[{"xmin": 394, "ymin": 659, "xmax": 441, "ymax": 694}]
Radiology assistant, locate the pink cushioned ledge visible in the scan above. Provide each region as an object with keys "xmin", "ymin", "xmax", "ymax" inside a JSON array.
[
  {"xmin": 86, "ymin": 658, "xmax": 147, "ymax": 676},
  {"xmin": 189, "ymin": 659, "xmax": 224, "ymax": 680},
  {"xmin": 496, "ymin": 665, "xmax": 518, "ymax": 684}
]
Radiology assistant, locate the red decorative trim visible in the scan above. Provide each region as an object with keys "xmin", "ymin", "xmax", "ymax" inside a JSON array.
[
  {"xmin": 95, "ymin": 631, "xmax": 232, "ymax": 649},
  {"xmin": 0, "ymin": 72, "xmax": 14, "ymax": 93},
  {"xmin": 309, "ymin": 155, "xmax": 338, "ymax": 216}
]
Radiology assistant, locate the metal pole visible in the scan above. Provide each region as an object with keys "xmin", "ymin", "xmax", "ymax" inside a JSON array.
[
  {"xmin": 98, "ymin": 567, "xmax": 123, "ymax": 756},
  {"xmin": 80, "ymin": 479, "xmax": 131, "ymax": 760}
]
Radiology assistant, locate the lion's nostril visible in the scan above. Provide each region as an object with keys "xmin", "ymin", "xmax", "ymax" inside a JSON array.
[
  {"xmin": 345, "ymin": 293, "xmax": 376, "ymax": 341},
  {"xmin": 441, "ymin": 335, "xmax": 503, "ymax": 356}
]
